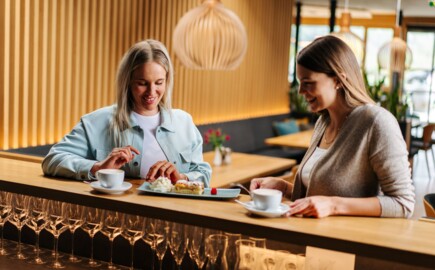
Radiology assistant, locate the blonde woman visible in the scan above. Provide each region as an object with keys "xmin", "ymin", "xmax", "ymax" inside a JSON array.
[
  {"xmin": 250, "ymin": 35, "xmax": 415, "ymax": 218},
  {"xmin": 42, "ymin": 40, "xmax": 211, "ymax": 186}
]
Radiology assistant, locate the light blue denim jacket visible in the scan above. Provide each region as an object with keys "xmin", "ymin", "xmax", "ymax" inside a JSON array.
[{"xmin": 42, "ymin": 105, "xmax": 211, "ymax": 187}]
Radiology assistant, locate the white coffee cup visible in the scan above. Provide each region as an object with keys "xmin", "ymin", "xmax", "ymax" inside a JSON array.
[
  {"xmin": 96, "ymin": 169, "xmax": 125, "ymax": 189},
  {"xmin": 252, "ymin": 189, "xmax": 282, "ymax": 211}
]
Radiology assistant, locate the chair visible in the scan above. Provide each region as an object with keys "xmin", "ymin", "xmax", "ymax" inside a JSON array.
[
  {"xmin": 424, "ymin": 194, "xmax": 435, "ymax": 218},
  {"xmin": 411, "ymin": 123, "xmax": 435, "ymax": 178},
  {"xmin": 280, "ymin": 165, "xmax": 300, "ymax": 185}
]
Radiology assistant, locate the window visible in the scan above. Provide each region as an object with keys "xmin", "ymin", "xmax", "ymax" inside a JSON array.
[
  {"xmin": 289, "ymin": 25, "xmax": 331, "ymax": 83},
  {"xmin": 364, "ymin": 28, "xmax": 394, "ymax": 85},
  {"xmin": 404, "ymin": 29, "xmax": 435, "ymax": 123}
]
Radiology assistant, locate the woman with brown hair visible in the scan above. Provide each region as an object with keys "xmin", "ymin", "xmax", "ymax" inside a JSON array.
[{"xmin": 251, "ymin": 35, "xmax": 415, "ymax": 218}]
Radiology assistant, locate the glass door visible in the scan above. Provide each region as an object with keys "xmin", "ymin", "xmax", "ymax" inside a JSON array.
[{"xmin": 405, "ymin": 27, "xmax": 435, "ymax": 123}]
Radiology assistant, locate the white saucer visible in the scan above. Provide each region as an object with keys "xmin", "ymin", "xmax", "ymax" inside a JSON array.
[
  {"xmin": 242, "ymin": 201, "xmax": 290, "ymax": 218},
  {"xmin": 90, "ymin": 181, "xmax": 132, "ymax": 194}
]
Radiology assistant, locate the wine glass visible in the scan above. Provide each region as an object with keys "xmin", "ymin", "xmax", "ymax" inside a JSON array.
[
  {"xmin": 26, "ymin": 196, "xmax": 48, "ymax": 264},
  {"xmin": 62, "ymin": 203, "xmax": 84, "ymax": 263},
  {"xmin": 121, "ymin": 214, "xmax": 144, "ymax": 270},
  {"xmin": 248, "ymin": 236, "xmax": 267, "ymax": 248},
  {"xmin": 9, "ymin": 193, "xmax": 30, "ymax": 260},
  {"xmin": 168, "ymin": 222, "xmax": 189, "ymax": 270},
  {"xmin": 0, "ymin": 191, "xmax": 12, "ymax": 255},
  {"xmin": 142, "ymin": 218, "xmax": 167, "ymax": 270},
  {"xmin": 45, "ymin": 200, "xmax": 69, "ymax": 268},
  {"xmin": 206, "ymin": 234, "xmax": 228, "ymax": 270},
  {"xmin": 224, "ymin": 232, "xmax": 241, "ymax": 270},
  {"xmin": 188, "ymin": 226, "xmax": 207, "ymax": 270},
  {"xmin": 81, "ymin": 206, "xmax": 103, "ymax": 267},
  {"xmin": 101, "ymin": 210, "xmax": 123, "ymax": 270},
  {"xmin": 154, "ymin": 220, "xmax": 169, "ymax": 270},
  {"xmin": 234, "ymin": 239, "xmax": 255, "ymax": 270},
  {"xmin": 276, "ymin": 250, "xmax": 297, "ymax": 270}
]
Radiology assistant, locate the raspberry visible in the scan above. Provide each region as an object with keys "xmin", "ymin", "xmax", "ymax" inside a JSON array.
[{"xmin": 211, "ymin": 187, "xmax": 217, "ymax": 195}]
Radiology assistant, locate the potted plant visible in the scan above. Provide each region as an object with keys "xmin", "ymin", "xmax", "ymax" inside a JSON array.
[{"xmin": 289, "ymin": 82, "xmax": 317, "ymax": 123}]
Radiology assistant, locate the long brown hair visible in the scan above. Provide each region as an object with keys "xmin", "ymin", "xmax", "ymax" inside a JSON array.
[
  {"xmin": 297, "ymin": 35, "xmax": 374, "ymax": 117},
  {"xmin": 111, "ymin": 39, "xmax": 174, "ymax": 146}
]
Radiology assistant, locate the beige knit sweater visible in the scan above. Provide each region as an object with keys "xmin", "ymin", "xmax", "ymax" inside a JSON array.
[{"xmin": 291, "ymin": 104, "xmax": 415, "ymax": 218}]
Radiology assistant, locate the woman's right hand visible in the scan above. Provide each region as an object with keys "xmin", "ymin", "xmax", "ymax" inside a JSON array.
[
  {"xmin": 249, "ymin": 177, "xmax": 290, "ymax": 195},
  {"xmin": 90, "ymin": 146, "xmax": 140, "ymax": 175}
]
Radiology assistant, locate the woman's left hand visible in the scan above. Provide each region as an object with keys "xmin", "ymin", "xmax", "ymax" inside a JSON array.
[
  {"xmin": 146, "ymin": 161, "xmax": 185, "ymax": 183},
  {"xmin": 284, "ymin": 196, "xmax": 336, "ymax": 218}
]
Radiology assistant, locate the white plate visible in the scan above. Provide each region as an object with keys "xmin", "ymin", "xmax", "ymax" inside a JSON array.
[
  {"xmin": 137, "ymin": 182, "xmax": 240, "ymax": 200},
  {"xmin": 90, "ymin": 181, "xmax": 132, "ymax": 194},
  {"xmin": 241, "ymin": 201, "xmax": 290, "ymax": 218}
]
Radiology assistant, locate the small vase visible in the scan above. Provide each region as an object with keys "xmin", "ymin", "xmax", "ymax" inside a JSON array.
[{"xmin": 213, "ymin": 147, "xmax": 223, "ymax": 166}]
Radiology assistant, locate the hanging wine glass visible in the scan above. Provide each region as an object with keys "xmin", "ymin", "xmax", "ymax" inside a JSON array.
[
  {"xmin": 45, "ymin": 200, "xmax": 69, "ymax": 268},
  {"xmin": 121, "ymin": 214, "xmax": 144, "ymax": 270},
  {"xmin": 81, "ymin": 206, "xmax": 103, "ymax": 268},
  {"xmin": 248, "ymin": 236, "xmax": 267, "ymax": 248},
  {"xmin": 142, "ymin": 218, "xmax": 167, "ymax": 270},
  {"xmin": 224, "ymin": 232, "xmax": 241, "ymax": 270},
  {"xmin": 101, "ymin": 210, "xmax": 123, "ymax": 270},
  {"xmin": 26, "ymin": 196, "xmax": 48, "ymax": 265},
  {"xmin": 62, "ymin": 202, "xmax": 84, "ymax": 263},
  {"xmin": 154, "ymin": 220, "xmax": 169, "ymax": 270},
  {"xmin": 206, "ymin": 234, "xmax": 228, "ymax": 270},
  {"xmin": 0, "ymin": 191, "xmax": 12, "ymax": 256},
  {"xmin": 188, "ymin": 226, "xmax": 207, "ymax": 270},
  {"xmin": 168, "ymin": 222, "xmax": 189, "ymax": 270},
  {"xmin": 9, "ymin": 193, "xmax": 30, "ymax": 260},
  {"xmin": 234, "ymin": 239, "xmax": 255, "ymax": 270}
]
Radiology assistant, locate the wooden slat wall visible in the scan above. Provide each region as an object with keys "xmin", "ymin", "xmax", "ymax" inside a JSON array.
[{"xmin": 0, "ymin": 0, "xmax": 293, "ymax": 150}]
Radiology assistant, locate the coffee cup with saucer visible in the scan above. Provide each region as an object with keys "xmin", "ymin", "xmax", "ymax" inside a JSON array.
[
  {"xmin": 91, "ymin": 169, "xmax": 132, "ymax": 194},
  {"xmin": 236, "ymin": 189, "xmax": 289, "ymax": 218}
]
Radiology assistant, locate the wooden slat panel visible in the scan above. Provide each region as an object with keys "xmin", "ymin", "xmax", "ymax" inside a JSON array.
[{"xmin": 0, "ymin": 0, "xmax": 293, "ymax": 150}]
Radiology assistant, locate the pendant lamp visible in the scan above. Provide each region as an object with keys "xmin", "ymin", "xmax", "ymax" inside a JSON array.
[
  {"xmin": 173, "ymin": 0, "xmax": 248, "ymax": 70},
  {"xmin": 330, "ymin": 0, "xmax": 364, "ymax": 66},
  {"xmin": 377, "ymin": 0, "xmax": 412, "ymax": 91}
]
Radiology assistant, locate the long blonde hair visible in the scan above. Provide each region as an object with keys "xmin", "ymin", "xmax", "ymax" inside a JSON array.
[
  {"xmin": 111, "ymin": 39, "xmax": 174, "ymax": 146},
  {"xmin": 297, "ymin": 35, "xmax": 374, "ymax": 117}
]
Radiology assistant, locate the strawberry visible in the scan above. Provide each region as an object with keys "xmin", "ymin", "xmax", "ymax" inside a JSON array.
[{"xmin": 211, "ymin": 187, "xmax": 217, "ymax": 195}]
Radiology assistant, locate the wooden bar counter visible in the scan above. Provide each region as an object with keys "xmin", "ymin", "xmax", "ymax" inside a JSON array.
[{"xmin": 0, "ymin": 157, "xmax": 434, "ymax": 268}]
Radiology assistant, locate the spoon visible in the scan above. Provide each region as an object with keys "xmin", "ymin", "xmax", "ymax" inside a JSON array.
[
  {"xmin": 234, "ymin": 199, "xmax": 252, "ymax": 208},
  {"xmin": 230, "ymin": 183, "xmax": 253, "ymax": 199}
]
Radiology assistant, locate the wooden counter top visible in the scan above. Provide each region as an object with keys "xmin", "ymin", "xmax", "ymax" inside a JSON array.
[
  {"xmin": 0, "ymin": 157, "xmax": 434, "ymax": 267},
  {"xmin": 203, "ymin": 152, "xmax": 296, "ymax": 187},
  {"xmin": 265, "ymin": 129, "xmax": 313, "ymax": 149}
]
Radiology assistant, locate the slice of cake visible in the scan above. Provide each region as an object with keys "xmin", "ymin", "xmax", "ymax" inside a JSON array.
[{"xmin": 173, "ymin": 180, "xmax": 204, "ymax": 195}]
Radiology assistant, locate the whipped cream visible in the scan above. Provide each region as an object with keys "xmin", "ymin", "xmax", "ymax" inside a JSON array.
[{"xmin": 149, "ymin": 176, "xmax": 173, "ymax": 192}]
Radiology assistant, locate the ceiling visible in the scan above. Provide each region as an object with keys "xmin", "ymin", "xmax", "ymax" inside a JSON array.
[{"xmin": 299, "ymin": 0, "xmax": 435, "ymax": 18}]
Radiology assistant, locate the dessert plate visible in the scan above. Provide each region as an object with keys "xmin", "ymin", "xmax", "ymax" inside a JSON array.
[
  {"xmin": 90, "ymin": 181, "xmax": 132, "ymax": 194},
  {"xmin": 138, "ymin": 182, "xmax": 240, "ymax": 200},
  {"xmin": 240, "ymin": 201, "xmax": 290, "ymax": 218}
]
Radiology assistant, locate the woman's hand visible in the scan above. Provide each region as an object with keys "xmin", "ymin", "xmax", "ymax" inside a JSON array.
[
  {"xmin": 249, "ymin": 177, "xmax": 289, "ymax": 195},
  {"xmin": 91, "ymin": 146, "xmax": 140, "ymax": 175},
  {"xmin": 146, "ymin": 161, "xmax": 186, "ymax": 183},
  {"xmin": 284, "ymin": 196, "xmax": 336, "ymax": 218}
]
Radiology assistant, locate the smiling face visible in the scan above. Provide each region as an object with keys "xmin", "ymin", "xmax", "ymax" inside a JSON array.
[
  {"xmin": 296, "ymin": 64, "xmax": 340, "ymax": 113},
  {"xmin": 130, "ymin": 61, "xmax": 167, "ymax": 116}
]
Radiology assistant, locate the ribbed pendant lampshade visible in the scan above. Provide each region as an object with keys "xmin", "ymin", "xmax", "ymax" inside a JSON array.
[
  {"xmin": 330, "ymin": 11, "xmax": 364, "ymax": 66},
  {"xmin": 173, "ymin": 0, "xmax": 248, "ymax": 70}
]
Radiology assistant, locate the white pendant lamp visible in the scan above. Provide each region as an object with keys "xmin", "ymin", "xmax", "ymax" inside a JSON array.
[
  {"xmin": 330, "ymin": 0, "xmax": 365, "ymax": 66},
  {"xmin": 173, "ymin": 0, "xmax": 248, "ymax": 70}
]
